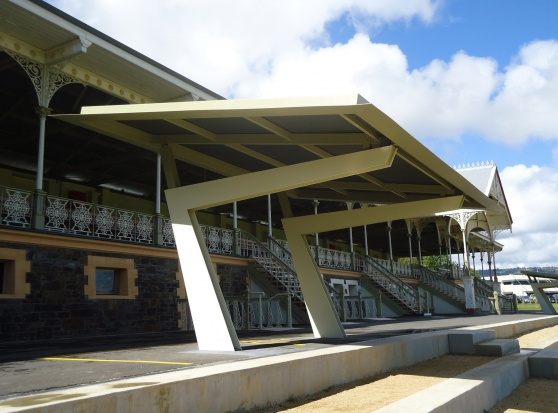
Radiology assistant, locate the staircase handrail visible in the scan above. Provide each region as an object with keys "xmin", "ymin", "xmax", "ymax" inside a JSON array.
[
  {"xmin": 267, "ymin": 236, "xmax": 295, "ymax": 269},
  {"xmin": 355, "ymin": 253, "xmax": 421, "ymax": 313},
  {"xmin": 474, "ymin": 277, "xmax": 515, "ymax": 311},
  {"xmin": 474, "ymin": 277, "xmax": 494, "ymax": 294},
  {"xmin": 237, "ymin": 229, "xmax": 303, "ymax": 302},
  {"xmin": 413, "ymin": 265, "xmax": 466, "ymax": 304}
]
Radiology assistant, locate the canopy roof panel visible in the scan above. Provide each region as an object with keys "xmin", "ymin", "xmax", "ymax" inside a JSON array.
[{"xmin": 54, "ymin": 94, "xmax": 498, "ymax": 213}]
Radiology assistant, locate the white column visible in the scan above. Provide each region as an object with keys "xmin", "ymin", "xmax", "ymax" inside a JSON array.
[
  {"xmin": 313, "ymin": 199, "xmax": 319, "ymax": 246},
  {"xmin": 35, "ymin": 107, "xmax": 50, "ymax": 191},
  {"xmin": 471, "ymin": 247, "xmax": 476, "ymax": 274},
  {"xmin": 155, "ymin": 153, "xmax": 161, "ymax": 214},
  {"xmin": 461, "ymin": 228, "xmax": 470, "ymax": 274},
  {"xmin": 267, "ymin": 194, "xmax": 272, "ymax": 238},
  {"xmin": 363, "ymin": 225, "xmax": 369, "ymax": 256},
  {"xmin": 346, "ymin": 202, "xmax": 354, "ymax": 252},
  {"xmin": 406, "ymin": 222, "xmax": 414, "ymax": 264},
  {"xmin": 417, "ymin": 234, "xmax": 422, "ymax": 265},
  {"xmin": 463, "ymin": 276, "xmax": 477, "ymax": 314},
  {"xmin": 387, "ymin": 221, "xmax": 394, "ymax": 261},
  {"xmin": 233, "ymin": 201, "xmax": 238, "ymax": 229},
  {"xmin": 360, "ymin": 203, "xmax": 369, "ymax": 255},
  {"xmin": 492, "ymin": 246, "xmax": 499, "ymax": 283},
  {"xmin": 447, "ymin": 235, "xmax": 452, "ymax": 274}
]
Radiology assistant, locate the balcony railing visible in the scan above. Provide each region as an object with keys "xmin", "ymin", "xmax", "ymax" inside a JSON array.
[
  {"xmin": 0, "ymin": 186, "xmax": 33, "ymax": 229},
  {"xmin": 43, "ymin": 195, "xmax": 155, "ymax": 243}
]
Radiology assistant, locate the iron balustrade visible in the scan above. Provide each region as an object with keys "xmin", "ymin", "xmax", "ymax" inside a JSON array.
[
  {"xmin": 239, "ymin": 230, "xmax": 303, "ymax": 302},
  {"xmin": 413, "ymin": 265, "xmax": 466, "ymax": 304},
  {"xmin": 474, "ymin": 277, "xmax": 515, "ymax": 312},
  {"xmin": 0, "ymin": 186, "xmax": 33, "ymax": 228},
  {"xmin": 354, "ymin": 253, "xmax": 423, "ymax": 314},
  {"xmin": 310, "ymin": 245, "xmax": 353, "ymax": 270},
  {"xmin": 43, "ymin": 195, "xmax": 154, "ymax": 243}
]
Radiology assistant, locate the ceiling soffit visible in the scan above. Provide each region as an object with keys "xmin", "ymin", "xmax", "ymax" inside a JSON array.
[{"xmin": 53, "ymin": 95, "xmax": 496, "ymax": 211}]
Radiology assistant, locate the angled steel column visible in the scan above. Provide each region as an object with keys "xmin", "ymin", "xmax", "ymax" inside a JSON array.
[
  {"xmin": 282, "ymin": 196, "xmax": 465, "ymax": 339},
  {"xmin": 165, "ymin": 147, "xmax": 397, "ymax": 351}
]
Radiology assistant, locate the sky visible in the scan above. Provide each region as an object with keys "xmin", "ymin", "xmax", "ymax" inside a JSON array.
[{"xmin": 46, "ymin": 0, "xmax": 558, "ymax": 269}]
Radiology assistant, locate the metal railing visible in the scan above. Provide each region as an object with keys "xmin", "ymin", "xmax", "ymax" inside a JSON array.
[
  {"xmin": 310, "ymin": 245, "xmax": 353, "ymax": 271},
  {"xmin": 44, "ymin": 195, "xmax": 155, "ymax": 243},
  {"xmin": 413, "ymin": 265, "xmax": 466, "ymax": 304},
  {"xmin": 355, "ymin": 254, "xmax": 422, "ymax": 314},
  {"xmin": 240, "ymin": 231, "xmax": 303, "ymax": 302},
  {"xmin": 0, "ymin": 186, "xmax": 33, "ymax": 228}
]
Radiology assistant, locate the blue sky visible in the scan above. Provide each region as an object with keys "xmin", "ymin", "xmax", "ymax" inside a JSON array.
[
  {"xmin": 47, "ymin": 0, "xmax": 558, "ymax": 268},
  {"xmin": 369, "ymin": 1, "xmax": 558, "ymax": 70}
]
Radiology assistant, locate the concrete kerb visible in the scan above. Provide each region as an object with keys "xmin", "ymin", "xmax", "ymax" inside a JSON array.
[
  {"xmin": 373, "ymin": 350, "xmax": 533, "ymax": 413},
  {"xmin": 1, "ymin": 316, "xmax": 558, "ymax": 413}
]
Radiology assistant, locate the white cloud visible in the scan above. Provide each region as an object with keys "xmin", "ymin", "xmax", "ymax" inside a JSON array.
[
  {"xmin": 496, "ymin": 165, "xmax": 558, "ymax": 267},
  {"xmin": 50, "ymin": 0, "xmax": 439, "ymax": 97},
  {"xmin": 49, "ymin": 1, "xmax": 558, "ymax": 146},
  {"xmin": 46, "ymin": 0, "xmax": 558, "ymax": 267},
  {"xmin": 48, "ymin": 0, "xmax": 558, "ymax": 147}
]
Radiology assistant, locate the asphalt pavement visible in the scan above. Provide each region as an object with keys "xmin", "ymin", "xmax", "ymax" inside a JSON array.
[{"xmin": 0, "ymin": 312, "xmax": 550, "ymax": 401}]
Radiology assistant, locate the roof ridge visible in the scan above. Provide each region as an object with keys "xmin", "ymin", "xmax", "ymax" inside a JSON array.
[{"xmin": 453, "ymin": 161, "xmax": 495, "ymax": 171}]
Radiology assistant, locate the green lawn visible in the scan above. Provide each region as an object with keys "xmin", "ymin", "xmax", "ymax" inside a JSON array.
[{"xmin": 517, "ymin": 302, "xmax": 558, "ymax": 311}]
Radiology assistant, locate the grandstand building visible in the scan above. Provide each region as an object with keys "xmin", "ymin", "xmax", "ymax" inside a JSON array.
[{"xmin": 0, "ymin": 0, "xmax": 512, "ymax": 349}]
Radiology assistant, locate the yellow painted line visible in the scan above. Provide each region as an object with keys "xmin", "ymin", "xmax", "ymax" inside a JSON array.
[{"xmin": 40, "ymin": 357, "xmax": 192, "ymax": 366}]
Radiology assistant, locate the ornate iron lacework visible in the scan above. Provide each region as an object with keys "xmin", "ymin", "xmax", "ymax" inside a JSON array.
[
  {"xmin": 445, "ymin": 211, "xmax": 479, "ymax": 229},
  {"xmin": 453, "ymin": 161, "xmax": 494, "ymax": 170},
  {"xmin": 71, "ymin": 202, "xmax": 93, "ymax": 235},
  {"xmin": 162, "ymin": 219, "xmax": 175, "ymax": 246},
  {"xmin": 136, "ymin": 214, "xmax": 153, "ymax": 243},
  {"xmin": 3, "ymin": 189, "xmax": 31, "ymax": 227},
  {"xmin": 95, "ymin": 206, "xmax": 114, "ymax": 237},
  {"xmin": 117, "ymin": 211, "xmax": 135, "ymax": 241},
  {"xmin": 4, "ymin": 51, "xmax": 81, "ymax": 105},
  {"xmin": 45, "ymin": 197, "xmax": 69, "ymax": 230}
]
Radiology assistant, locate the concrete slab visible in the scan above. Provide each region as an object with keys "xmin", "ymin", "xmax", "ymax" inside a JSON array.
[
  {"xmin": 448, "ymin": 329, "xmax": 496, "ymax": 354},
  {"xmin": 373, "ymin": 351, "xmax": 532, "ymax": 413},
  {"xmin": 475, "ymin": 339, "xmax": 520, "ymax": 357},
  {"xmin": 0, "ymin": 331, "xmax": 451, "ymax": 413},
  {"xmin": 528, "ymin": 349, "xmax": 558, "ymax": 379},
  {"xmin": 0, "ymin": 314, "xmax": 557, "ymax": 412}
]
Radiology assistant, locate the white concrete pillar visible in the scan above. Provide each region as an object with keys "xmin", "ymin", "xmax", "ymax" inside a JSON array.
[
  {"xmin": 233, "ymin": 201, "xmax": 238, "ymax": 229},
  {"xmin": 313, "ymin": 199, "xmax": 319, "ymax": 246},
  {"xmin": 156, "ymin": 153, "xmax": 161, "ymax": 214},
  {"xmin": 267, "ymin": 194, "xmax": 272, "ymax": 238},
  {"xmin": 387, "ymin": 221, "xmax": 393, "ymax": 262},
  {"xmin": 463, "ymin": 276, "xmax": 477, "ymax": 314},
  {"xmin": 35, "ymin": 106, "xmax": 51, "ymax": 191},
  {"xmin": 363, "ymin": 224, "xmax": 368, "ymax": 256},
  {"xmin": 346, "ymin": 202, "xmax": 354, "ymax": 252}
]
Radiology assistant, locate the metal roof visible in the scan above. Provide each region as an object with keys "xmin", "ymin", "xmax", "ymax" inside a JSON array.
[{"xmin": 54, "ymin": 95, "xmax": 499, "ymax": 214}]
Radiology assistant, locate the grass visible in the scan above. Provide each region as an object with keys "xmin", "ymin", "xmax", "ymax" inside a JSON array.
[{"xmin": 517, "ymin": 302, "xmax": 558, "ymax": 311}]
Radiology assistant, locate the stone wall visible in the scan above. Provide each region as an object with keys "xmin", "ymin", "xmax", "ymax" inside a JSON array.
[
  {"xmin": 217, "ymin": 263, "xmax": 248, "ymax": 297},
  {"xmin": 0, "ymin": 241, "xmax": 180, "ymax": 342}
]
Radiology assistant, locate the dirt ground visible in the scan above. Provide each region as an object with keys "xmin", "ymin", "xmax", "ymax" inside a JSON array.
[{"xmin": 254, "ymin": 324, "xmax": 558, "ymax": 413}]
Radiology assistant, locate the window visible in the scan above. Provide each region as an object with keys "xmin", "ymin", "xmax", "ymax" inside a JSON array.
[
  {"xmin": 84, "ymin": 256, "xmax": 137, "ymax": 299},
  {"xmin": 96, "ymin": 268, "xmax": 117, "ymax": 295},
  {"xmin": 0, "ymin": 248, "xmax": 31, "ymax": 299}
]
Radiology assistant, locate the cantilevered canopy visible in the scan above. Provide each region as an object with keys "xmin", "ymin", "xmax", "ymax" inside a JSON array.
[
  {"xmin": 55, "ymin": 95, "xmax": 503, "ymax": 351},
  {"xmin": 53, "ymin": 94, "xmax": 497, "ymax": 212}
]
